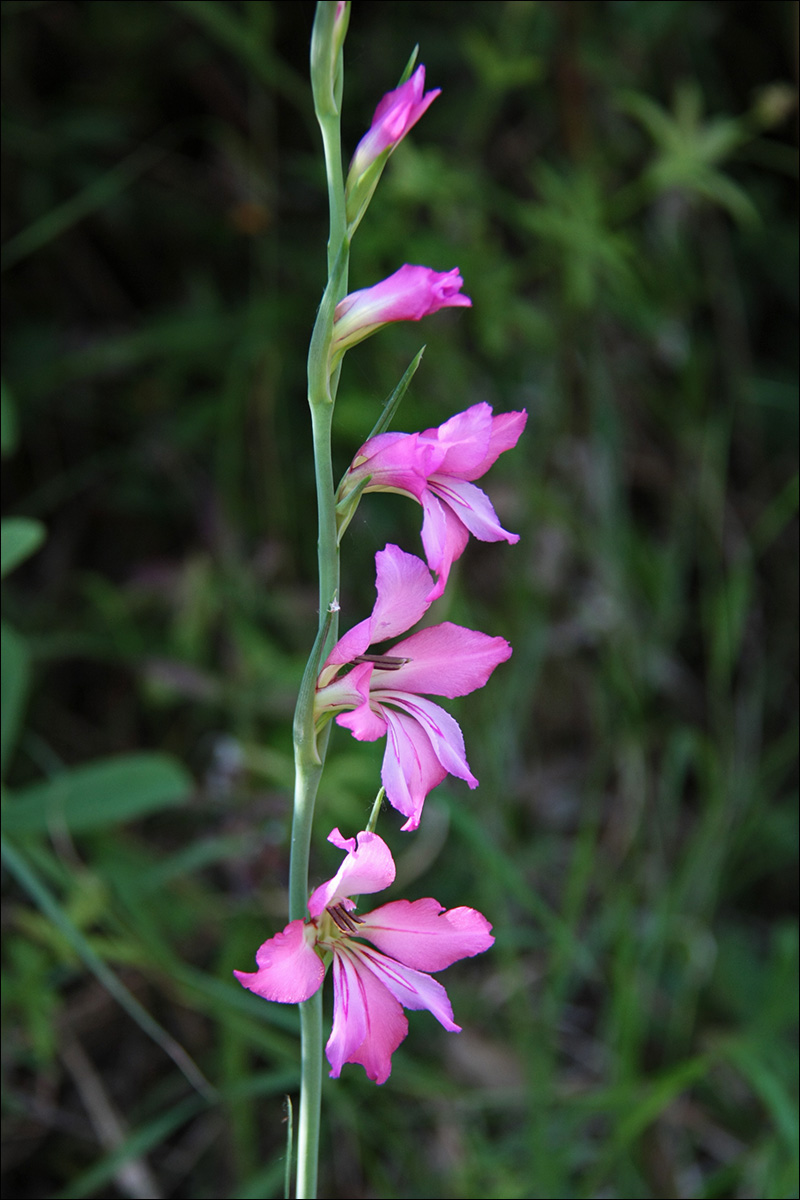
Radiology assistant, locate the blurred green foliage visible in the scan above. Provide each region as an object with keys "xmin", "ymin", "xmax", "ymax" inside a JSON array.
[{"xmin": 1, "ymin": 1, "xmax": 797, "ymax": 1197}]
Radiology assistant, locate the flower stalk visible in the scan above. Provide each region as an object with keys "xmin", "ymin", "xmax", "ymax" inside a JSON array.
[{"xmin": 290, "ymin": 5, "xmax": 352, "ymax": 1195}]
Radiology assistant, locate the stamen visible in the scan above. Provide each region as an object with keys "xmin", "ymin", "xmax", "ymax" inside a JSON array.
[
  {"xmin": 352, "ymin": 653, "xmax": 411, "ymax": 670},
  {"xmin": 328, "ymin": 903, "xmax": 364, "ymax": 933}
]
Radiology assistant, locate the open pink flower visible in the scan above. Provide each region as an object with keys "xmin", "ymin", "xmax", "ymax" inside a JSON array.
[
  {"xmin": 234, "ymin": 828, "xmax": 494, "ymax": 1084},
  {"xmin": 316, "ymin": 544, "xmax": 511, "ymax": 830},
  {"xmin": 340, "ymin": 402, "xmax": 527, "ymax": 599},
  {"xmin": 347, "ymin": 64, "xmax": 440, "ymax": 183},
  {"xmin": 331, "ymin": 265, "xmax": 471, "ymax": 361}
]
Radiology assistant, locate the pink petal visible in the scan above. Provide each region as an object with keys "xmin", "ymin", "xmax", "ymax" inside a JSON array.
[
  {"xmin": 358, "ymin": 898, "xmax": 495, "ymax": 971},
  {"xmin": 373, "ymin": 622, "xmax": 512, "ymax": 699},
  {"xmin": 355, "ymin": 944, "xmax": 461, "ymax": 1032},
  {"xmin": 379, "ymin": 706, "xmax": 449, "ymax": 830},
  {"xmin": 308, "ymin": 829, "xmax": 396, "ymax": 918},
  {"xmin": 378, "ymin": 698, "xmax": 479, "ymax": 831},
  {"xmin": 480, "ymin": 409, "xmax": 528, "ymax": 479},
  {"xmin": 335, "ymin": 690, "xmax": 387, "ymax": 741},
  {"xmin": 326, "ymin": 945, "xmax": 408, "ymax": 1083},
  {"xmin": 322, "ymin": 545, "xmax": 433, "ymax": 669},
  {"xmin": 419, "ymin": 488, "xmax": 470, "ymax": 599},
  {"xmin": 348, "ymin": 431, "xmax": 446, "ymax": 499},
  {"xmin": 428, "ymin": 477, "xmax": 520, "ymax": 544},
  {"xmin": 380, "ymin": 694, "xmax": 478, "ymax": 786},
  {"xmin": 420, "ymin": 404, "xmax": 527, "ymax": 481},
  {"xmin": 423, "ymin": 402, "xmax": 494, "ymax": 477},
  {"xmin": 233, "ymin": 919, "xmax": 324, "ymax": 1004},
  {"xmin": 366, "ymin": 545, "xmax": 435, "ymax": 642},
  {"xmin": 316, "ymin": 659, "xmax": 373, "ymax": 710}
]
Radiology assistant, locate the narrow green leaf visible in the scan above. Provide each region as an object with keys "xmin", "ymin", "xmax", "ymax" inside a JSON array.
[
  {"xmin": 1, "ymin": 516, "xmax": 46, "ymax": 578},
  {"xmin": 55, "ymin": 1092, "xmax": 207, "ymax": 1200},
  {"xmin": 1, "ymin": 143, "xmax": 168, "ymax": 271},
  {"xmin": 0, "ymin": 379, "xmax": 18, "ymax": 457},
  {"xmin": 724, "ymin": 1039, "xmax": 800, "ymax": 1157},
  {"xmin": 2, "ymin": 753, "xmax": 193, "ymax": 835},
  {"xmin": 1, "ymin": 835, "xmax": 215, "ymax": 1099},
  {"xmin": 0, "ymin": 621, "xmax": 30, "ymax": 779},
  {"xmin": 364, "ymin": 346, "xmax": 426, "ymax": 442}
]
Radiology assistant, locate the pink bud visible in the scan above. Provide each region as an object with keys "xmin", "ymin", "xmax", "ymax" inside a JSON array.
[
  {"xmin": 348, "ymin": 65, "xmax": 440, "ymax": 182},
  {"xmin": 332, "ymin": 264, "xmax": 471, "ymax": 358}
]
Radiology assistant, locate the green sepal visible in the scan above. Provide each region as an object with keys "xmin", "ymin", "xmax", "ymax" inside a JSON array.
[
  {"xmin": 310, "ymin": 1, "xmax": 350, "ymax": 120},
  {"xmin": 365, "ymin": 787, "xmax": 386, "ymax": 833},
  {"xmin": 365, "ymin": 345, "xmax": 425, "ymax": 442},
  {"xmin": 293, "ymin": 603, "xmax": 338, "ymax": 766},
  {"xmin": 332, "ymin": 347, "xmax": 425, "ymax": 542},
  {"xmin": 335, "ymin": 474, "xmax": 371, "ymax": 545},
  {"xmin": 308, "ymin": 242, "xmax": 350, "ymax": 405}
]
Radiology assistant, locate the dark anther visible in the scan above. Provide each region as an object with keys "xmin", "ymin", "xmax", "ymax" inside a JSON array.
[
  {"xmin": 328, "ymin": 903, "xmax": 364, "ymax": 932},
  {"xmin": 351, "ymin": 653, "xmax": 411, "ymax": 670}
]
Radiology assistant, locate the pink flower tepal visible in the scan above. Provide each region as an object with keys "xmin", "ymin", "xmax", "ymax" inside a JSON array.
[
  {"xmin": 348, "ymin": 64, "xmax": 440, "ymax": 183},
  {"xmin": 341, "ymin": 402, "xmax": 528, "ymax": 599},
  {"xmin": 234, "ymin": 828, "xmax": 494, "ymax": 1084},
  {"xmin": 331, "ymin": 265, "xmax": 471, "ymax": 360},
  {"xmin": 316, "ymin": 544, "xmax": 512, "ymax": 830}
]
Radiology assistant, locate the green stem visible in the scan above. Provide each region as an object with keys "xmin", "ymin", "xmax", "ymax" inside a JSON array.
[
  {"xmin": 296, "ymin": 989, "xmax": 323, "ymax": 1199},
  {"xmin": 291, "ymin": 7, "xmax": 352, "ymax": 1194}
]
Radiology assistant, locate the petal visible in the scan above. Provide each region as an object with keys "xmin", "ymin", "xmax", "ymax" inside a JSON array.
[
  {"xmin": 428, "ymin": 477, "xmax": 520, "ymax": 544},
  {"xmin": 308, "ymin": 829, "xmax": 396, "ymax": 917},
  {"xmin": 358, "ymin": 898, "xmax": 495, "ymax": 971},
  {"xmin": 374, "ymin": 622, "xmax": 513, "ymax": 699},
  {"xmin": 381, "ymin": 694, "xmax": 478, "ymax": 787},
  {"xmin": 480, "ymin": 409, "xmax": 528, "ymax": 477},
  {"xmin": 316, "ymin": 659, "xmax": 372, "ymax": 709},
  {"xmin": 326, "ymin": 946, "xmax": 408, "ymax": 1084},
  {"xmin": 423, "ymin": 404, "xmax": 528, "ymax": 481},
  {"xmin": 355, "ymin": 944, "xmax": 461, "ymax": 1032},
  {"xmin": 322, "ymin": 545, "xmax": 433, "ymax": 669},
  {"xmin": 335, "ymin": 693, "xmax": 387, "ymax": 741},
  {"xmin": 379, "ymin": 706, "xmax": 449, "ymax": 830},
  {"xmin": 365, "ymin": 545, "xmax": 434, "ymax": 643},
  {"xmin": 419, "ymin": 488, "xmax": 470, "ymax": 599},
  {"xmin": 326, "ymin": 660, "xmax": 385, "ymax": 741},
  {"xmin": 335, "ymin": 696, "xmax": 388, "ymax": 739},
  {"xmin": 423, "ymin": 402, "xmax": 494, "ymax": 477},
  {"xmin": 348, "ymin": 430, "xmax": 445, "ymax": 498},
  {"xmin": 233, "ymin": 919, "xmax": 324, "ymax": 1004}
]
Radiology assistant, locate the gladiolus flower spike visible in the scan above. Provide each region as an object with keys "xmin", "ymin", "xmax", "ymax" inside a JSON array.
[
  {"xmin": 340, "ymin": 402, "xmax": 528, "ymax": 600},
  {"xmin": 234, "ymin": 828, "xmax": 494, "ymax": 1084},
  {"xmin": 316, "ymin": 544, "xmax": 512, "ymax": 831}
]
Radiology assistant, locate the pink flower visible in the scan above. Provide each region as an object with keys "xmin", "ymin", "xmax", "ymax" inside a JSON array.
[
  {"xmin": 347, "ymin": 65, "xmax": 440, "ymax": 183},
  {"xmin": 331, "ymin": 265, "xmax": 471, "ymax": 360},
  {"xmin": 234, "ymin": 828, "xmax": 494, "ymax": 1084},
  {"xmin": 340, "ymin": 402, "xmax": 527, "ymax": 600},
  {"xmin": 316, "ymin": 545, "xmax": 511, "ymax": 830}
]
